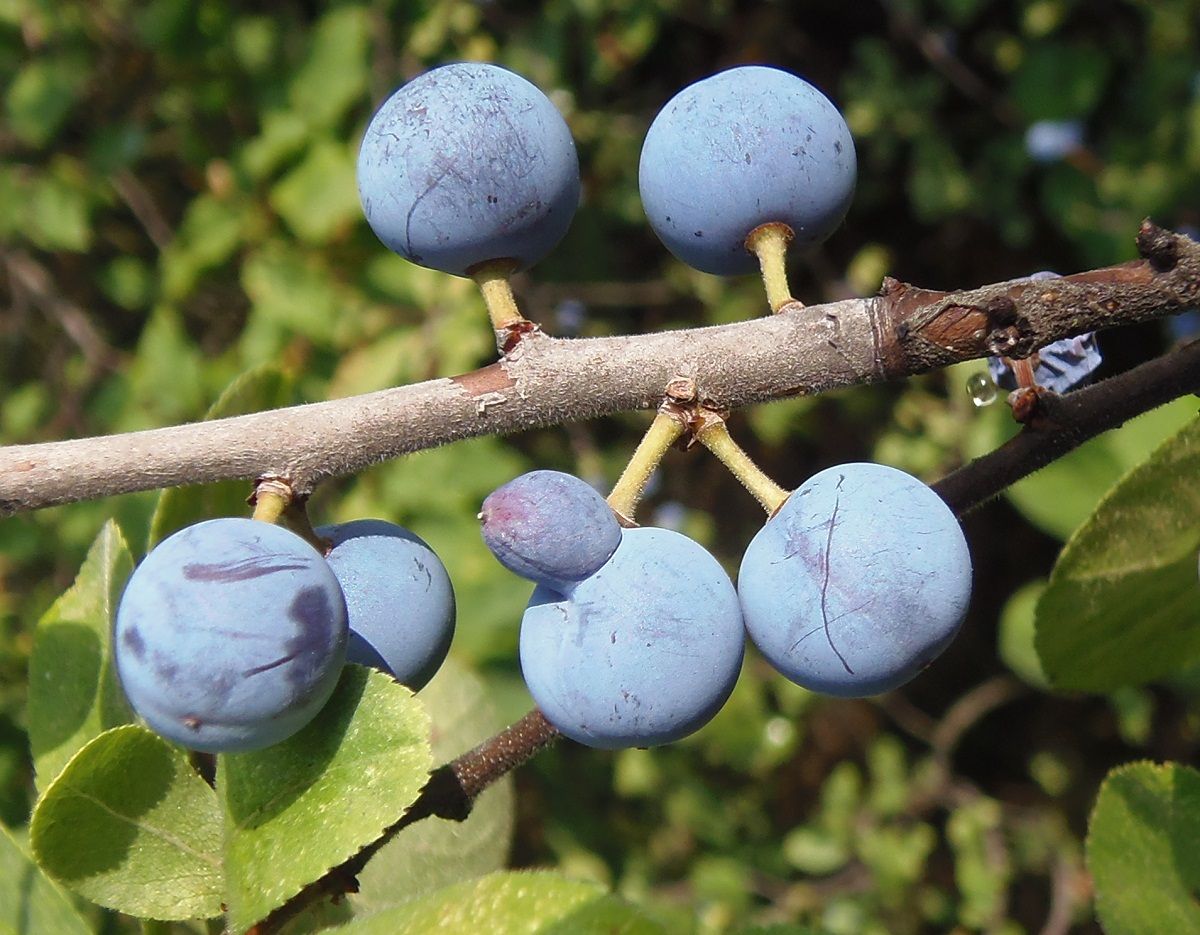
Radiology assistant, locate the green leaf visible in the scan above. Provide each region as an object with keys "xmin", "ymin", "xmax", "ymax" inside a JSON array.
[
  {"xmin": 147, "ymin": 364, "xmax": 294, "ymax": 548},
  {"xmin": 997, "ymin": 579, "xmax": 1049, "ymax": 688},
  {"xmin": 29, "ymin": 725, "xmax": 223, "ymax": 921},
  {"xmin": 0, "ymin": 822, "xmax": 91, "ymax": 935},
  {"xmin": 160, "ymin": 194, "xmax": 248, "ymax": 302},
  {"xmin": 947, "ymin": 797, "xmax": 1008, "ymax": 929},
  {"xmin": 270, "ymin": 138, "xmax": 360, "ymax": 245},
  {"xmin": 219, "ymin": 666, "xmax": 432, "ymax": 933},
  {"xmin": 5, "ymin": 56, "xmax": 89, "ymax": 147},
  {"xmin": 334, "ymin": 871, "xmax": 667, "ymax": 933},
  {"xmin": 1011, "ymin": 42, "xmax": 1111, "ymax": 121},
  {"xmin": 241, "ymin": 110, "xmax": 311, "ymax": 181},
  {"xmin": 350, "ymin": 658, "xmax": 515, "ymax": 912},
  {"xmin": 1004, "ymin": 396, "xmax": 1197, "ymax": 540},
  {"xmin": 1036, "ymin": 416, "xmax": 1200, "ymax": 691},
  {"xmin": 27, "ymin": 521, "xmax": 135, "ymax": 791},
  {"xmin": 1087, "ymin": 761, "xmax": 1200, "ymax": 935},
  {"xmin": 115, "ymin": 306, "xmax": 208, "ymax": 431},
  {"xmin": 288, "ymin": 7, "xmax": 369, "ymax": 131},
  {"xmin": 27, "ymin": 171, "xmax": 91, "ymax": 252},
  {"xmin": 241, "ymin": 243, "xmax": 342, "ymax": 343}
]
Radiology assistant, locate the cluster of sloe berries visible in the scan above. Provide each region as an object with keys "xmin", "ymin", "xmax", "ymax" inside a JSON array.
[
  {"xmin": 356, "ymin": 61, "xmax": 855, "ymax": 290},
  {"xmin": 113, "ymin": 64, "xmax": 984, "ymax": 755},
  {"xmin": 351, "ymin": 62, "xmax": 975, "ymax": 748},
  {"xmin": 479, "ymin": 466, "xmax": 972, "ymax": 749},
  {"xmin": 114, "ymin": 516, "xmax": 455, "ymax": 752}
]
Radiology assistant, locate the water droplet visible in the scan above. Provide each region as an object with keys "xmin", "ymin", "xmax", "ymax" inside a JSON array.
[{"xmin": 967, "ymin": 372, "xmax": 997, "ymax": 407}]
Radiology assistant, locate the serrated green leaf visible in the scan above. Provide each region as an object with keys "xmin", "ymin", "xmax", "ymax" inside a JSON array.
[
  {"xmin": 147, "ymin": 364, "xmax": 293, "ymax": 548},
  {"xmin": 335, "ymin": 871, "xmax": 667, "ymax": 934},
  {"xmin": 28, "ymin": 521, "xmax": 135, "ymax": 791},
  {"xmin": 350, "ymin": 658, "xmax": 515, "ymax": 912},
  {"xmin": 219, "ymin": 666, "xmax": 432, "ymax": 933},
  {"xmin": 0, "ymin": 822, "xmax": 91, "ymax": 935},
  {"xmin": 1087, "ymin": 761, "xmax": 1200, "ymax": 935},
  {"xmin": 1035, "ymin": 416, "xmax": 1200, "ymax": 691},
  {"xmin": 29, "ymin": 725, "xmax": 223, "ymax": 921}
]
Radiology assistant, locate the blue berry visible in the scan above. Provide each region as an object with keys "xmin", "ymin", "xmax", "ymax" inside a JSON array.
[
  {"xmin": 480, "ymin": 470, "xmax": 622, "ymax": 593},
  {"xmin": 114, "ymin": 518, "xmax": 347, "ymax": 752},
  {"xmin": 738, "ymin": 464, "xmax": 971, "ymax": 697},
  {"xmin": 1168, "ymin": 309, "xmax": 1200, "ymax": 342},
  {"xmin": 318, "ymin": 519, "xmax": 455, "ymax": 691},
  {"xmin": 520, "ymin": 527, "xmax": 745, "ymax": 749},
  {"xmin": 987, "ymin": 273, "xmax": 1102, "ymax": 393},
  {"xmin": 1024, "ymin": 120, "xmax": 1084, "ymax": 163},
  {"xmin": 357, "ymin": 62, "xmax": 580, "ymax": 276},
  {"xmin": 638, "ymin": 65, "xmax": 856, "ymax": 275}
]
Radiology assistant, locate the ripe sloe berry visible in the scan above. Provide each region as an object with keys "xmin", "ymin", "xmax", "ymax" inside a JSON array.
[
  {"xmin": 480, "ymin": 470, "xmax": 622, "ymax": 593},
  {"xmin": 520, "ymin": 527, "xmax": 745, "ymax": 749},
  {"xmin": 319, "ymin": 519, "xmax": 455, "ymax": 690},
  {"xmin": 357, "ymin": 62, "xmax": 580, "ymax": 276},
  {"xmin": 639, "ymin": 65, "xmax": 856, "ymax": 275},
  {"xmin": 738, "ymin": 463, "xmax": 972, "ymax": 697},
  {"xmin": 114, "ymin": 518, "xmax": 348, "ymax": 752}
]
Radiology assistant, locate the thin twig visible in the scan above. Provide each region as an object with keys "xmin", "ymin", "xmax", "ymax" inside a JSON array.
[
  {"xmin": 933, "ymin": 337, "xmax": 1200, "ymax": 514},
  {"xmin": 250, "ymin": 709, "xmax": 559, "ymax": 935}
]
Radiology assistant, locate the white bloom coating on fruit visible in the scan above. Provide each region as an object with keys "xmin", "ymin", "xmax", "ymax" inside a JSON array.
[
  {"xmin": 738, "ymin": 463, "xmax": 972, "ymax": 697},
  {"xmin": 639, "ymin": 65, "xmax": 856, "ymax": 275},
  {"xmin": 357, "ymin": 62, "xmax": 580, "ymax": 276}
]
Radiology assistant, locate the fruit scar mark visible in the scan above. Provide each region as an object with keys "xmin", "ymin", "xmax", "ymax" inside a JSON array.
[
  {"xmin": 243, "ymin": 651, "xmax": 303, "ymax": 677},
  {"xmin": 405, "ymin": 160, "xmax": 463, "ymax": 260},
  {"xmin": 788, "ymin": 598, "xmax": 873, "ymax": 654},
  {"xmin": 182, "ymin": 557, "xmax": 310, "ymax": 582},
  {"xmin": 410, "ymin": 557, "xmax": 433, "ymax": 590},
  {"xmin": 817, "ymin": 476, "xmax": 855, "ymax": 674}
]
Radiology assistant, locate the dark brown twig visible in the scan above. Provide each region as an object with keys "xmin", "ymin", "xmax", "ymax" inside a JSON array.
[
  {"xmin": 933, "ymin": 337, "xmax": 1200, "ymax": 514},
  {"xmin": 250, "ymin": 709, "xmax": 559, "ymax": 935}
]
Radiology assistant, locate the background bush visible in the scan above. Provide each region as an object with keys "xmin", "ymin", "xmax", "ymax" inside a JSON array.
[{"xmin": 2, "ymin": 1, "xmax": 1199, "ymax": 931}]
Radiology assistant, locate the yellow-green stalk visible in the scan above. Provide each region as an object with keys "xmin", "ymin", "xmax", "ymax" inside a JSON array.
[
  {"xmin": 697, "ymin": 419, "xmax": 789, "ymax": 514},
  {"xmin": 607, "ymin": 412, "xmax": 685, "ymax": 523},
  {"xmin": 251, "ymin": 478, "xmax": 290, "ymax": 525},
  {"xmin": 472, "ymin": 260, "xmax": 526, "ymax": 330},
  {"xmin": 745, "ymin": 223, "xmax": 796, "ymax": 313}
]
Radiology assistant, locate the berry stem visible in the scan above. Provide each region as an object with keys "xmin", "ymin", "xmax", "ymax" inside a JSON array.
[
  {"xmin": 282, "ymin": 498, "xmax": 331, "ymax": 554},
  {"xmin": 472, "ymin": 260, "xmax": 526, "ymax": 330},
  {"xmin": 1010, "ymin": 356, "xmax": 1038, "ymax": 389},
  {"xmin": 696, "ymin": 419, "xmax": 790, "ymax": 514},
  {"xmin": 607, "ymin": 411, "xmax": 685, "ymax": 523},
  {"xmin": 746, "ymin": 223, "xmax": 796, "ymax": 313},
  {"xmin": 250, "ymin": 478, "xmax": 291, "ymax": 524}
]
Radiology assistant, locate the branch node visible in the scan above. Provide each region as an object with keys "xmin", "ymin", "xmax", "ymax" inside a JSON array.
[
  {"xmin": 984, "ymin": 295, "xmax": 1018, "ymax": 327},
  {"xmin": 499, "ymin": 319, "xmax": 541, "ymax": 356},
  {"xmin": 1137, "ymin": 219, "xmax": 1180, "ymax": 273}
]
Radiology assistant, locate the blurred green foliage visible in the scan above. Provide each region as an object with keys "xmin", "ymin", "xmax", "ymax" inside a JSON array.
[{"xmin": 2, "ymin": 0, "xmax": 1200, "ymax": 931}]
